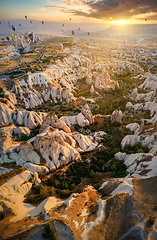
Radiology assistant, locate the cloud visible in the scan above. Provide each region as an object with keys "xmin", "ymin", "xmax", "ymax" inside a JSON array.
[
  {"xmin": 61, "ymin": 0, "xmax": 157, "ymax": 20},
  {"xmin": 45, "ymin": 5, "xmax": 66, "ymax": 9}
]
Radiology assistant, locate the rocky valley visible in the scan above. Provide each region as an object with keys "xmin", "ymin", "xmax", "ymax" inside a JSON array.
[{"xmin": 0, "ymin": 32, "xmax": 157, "ymax": 240}]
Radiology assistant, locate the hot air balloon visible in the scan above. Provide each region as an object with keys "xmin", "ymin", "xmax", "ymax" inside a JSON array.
[
  {"xmin": 9, "ymin": 25, "xmax": 11, "ymax": 28},
  {"xmin": 57, "ymin": 43, "xmax": 63, "ymax": 50},
  {"xmin": 152, "ymin": 51, "xmax": 157, "ymax": 57},
  {"xmin": 82, "ymin": 44, "xmax": 85, "ymax": 48},
  {"xmin": 139, "ymin": 56, "xmax": 146, "ymax": 63},
  {"xmin": 30, "ymin": 21, "xmax": 32, "ymax": 23},
  {"xmin": 8, "ymin": 22, "xmax": 10, "ymax": 24},
  {"xmin": 145, "ymin": 19, "xmax": 147, "ymax": 21},
  {"xmin": 12, "ymin": 25, "xmax": 16, "ymax": 32},
  {"xmin": 71, "ymin": 30, "xmax": 75, "ymax": 35},
  {"xmin": 11, "ymin": 34, "xmax": 14, "ymax": 37},
  {"xmin": 13, "ymin": 36, "xmax": 16, "ymax": 40},
  {"xmin": 19, "ymin": 42, "xmax": 24, "ymax": 47},
  {"xmin": 62, "ymin": 24, "xmax": 64, "ymax": 27},
  {"xmin": 25, "ymin": 16, "xmax": 27, "ymax": 19},
  {"xmin": 153, "ymin": 43, "xmax": 156, "ymax": 47},
  {"xmin": 28, "ymin": 32, "xmax": 35, "ymax": 41},
  {"xmin": 6, "ymin": 36, "xmax": 10, "ymax": 41},
  {"xmin": 42, "ymin": 21, "xmax": 44, "ymax": 25},
  {"xmin": 139, "ymin": 49, "xmax": 144, "ymax": 54},
  {"xmin": 88, "ymin": 32, "xmax": 90, "ymax": 35},
  {"xmin": 19, "ymin": 23, "xmax": 22, "ymax": 27},
  {"xmin": 70, "ymin": 18, "xmax": 71, "ymax": 20},
  {"xmin": 78, "ymin": 28, "xmax": 80, "ymax": 30}
]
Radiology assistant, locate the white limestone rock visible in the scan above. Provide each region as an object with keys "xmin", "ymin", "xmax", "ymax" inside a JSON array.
[
  {"xmin": 73, "ymin": 133, "xmax": 97, "ymax": 152},
  {"xmin": 0, "ymin": 102, "xmax": 14, "ymax": 125},
  {"xmin": 0, "ymin": 98, "xmax": 15, "ymax": 110},
  {"xmin": 126, "ymin": 123, "xmax": 140, "ymax": 132},
  {"xmin": 23, "ymin": 163, "xmax": 49, "ymax": 174},
  {"xmin": 121, "ymin": 135, "xmax": 140, "ymax": 149},
  {"xmin": 20, "ymin": 141, "xmax": 33, "ymax": 150},
  {"xmin": 115, "ymin": 152, "xmax": 126, "ymax": 161},
  {"xmin": 77, "ymin": 113, "xmax": 90, "ymax": 127},
  {"xmin": 33, "ymin": 131, "xmax": 81, "ymax": 170},
  {"xmin": 39, "ymin": 114, "xmax": 71, "ymax": 133},
  {"xmin": 60, "ymin": 115, "xmax": 77, "ymax": 127},
  {"xmin": 149, "ymin": 145, "xmax": 157, "ymax": 155},
  {"xmin": 130, "ymin": 88, "xmax": 138, "ymax": 101},
  {"xmin": 81, "ymin": 103, "xmax": 94, "ymax": 125},
  {"xmin": 19, "ymin": 147, "xmax": 40, "ymax": 165},
  {"xmin": 111, "ymin": 110, "xmax": 123, "ymax": 123},
  {"xmin": 11, "ymin": 127, "xmax": 30, "ymax": 137},
  {"xmin": 2, "ymin": 201, "xmax": 18, "ymax": 218},
  {"xmin": 126, "ymin": 102, "xmax": 133, "ymax": 110},
  {"xmin": 90, "ymin": 85, "xmax": 95, "ymax": 95}
]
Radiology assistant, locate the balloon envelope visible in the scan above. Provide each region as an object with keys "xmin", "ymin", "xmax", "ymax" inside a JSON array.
[
  {"xmin": 140, "ymin": 49, "xmax": 144, "ymax": 53},
  {"xmin": 42, "ymin": 21, "xmax": 44, "ymax": 24},
  {"xmin": 152, "ymin": 51, "xmax": 157, "ymax": 57},
  {"xmin": 71, "ymin": 30, "xmax": 75, "ymax": 35},
  {"xmin": 25, "ymin": 16, "xmax": 27, "ymax": 19},
  {"xmin": 12, "ymin": 25, "xmax": 16, "ymax": 31},
  {"xmin": 28, "ymin": 32, "xmax": 35, "ymax": 41},
  {"xmin": 139, "ymin": 56, "xmax": 146, "ymax": 62},
  {"xmin": 58, "ymin": 43, "xmax": 63, "ymax": 50}
]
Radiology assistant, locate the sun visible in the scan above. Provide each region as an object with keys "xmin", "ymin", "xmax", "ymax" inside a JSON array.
[{"xmin": 110, "ymin": 19, "xmax": 126, "ymax": 25}]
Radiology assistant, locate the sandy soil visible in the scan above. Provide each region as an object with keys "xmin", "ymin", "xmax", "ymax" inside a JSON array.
[
  {"xmin": 133, "ymin": 176, "xmax": 157, "ymax": 219},
  {"xmin": 0, "ymin": 60, "xmax": 18, "ymax": 73}
]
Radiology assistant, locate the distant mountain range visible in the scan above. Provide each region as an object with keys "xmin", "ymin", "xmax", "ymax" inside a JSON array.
[
  {"xmin": 0, "ymin": 19, "xmax": 156, "ymax": 41},
  {"xmin": 0, "ymin": 19, "xmax": 109, "ymax": 36}
]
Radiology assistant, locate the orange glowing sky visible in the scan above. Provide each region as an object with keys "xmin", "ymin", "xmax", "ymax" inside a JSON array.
[{"xmin": 0, "ymin": 0, "xmax": 157, "ymax": 24}]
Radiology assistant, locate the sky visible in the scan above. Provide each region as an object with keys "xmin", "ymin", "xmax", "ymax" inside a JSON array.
[{"xmin": 0, "ymin": 0, "xmax": 157, "ymax": 24}]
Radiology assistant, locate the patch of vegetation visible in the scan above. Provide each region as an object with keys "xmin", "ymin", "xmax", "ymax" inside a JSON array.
[
  {"xmin": 148, "ymin": 216, "xmax": 155, "ymax": 225},
  {"xmin": 26, "ymin": 184, "xmax": 49, "ymax": 204},
  {"xmin": 42, "ymin": 222, "xmax": 57, "ymax": 240},
  {"xmin": 20, "ymin": 125, "xmax": 40, "ymax": 141},
  {"xmin": 123, "ymin": 142, "xmax": 148, "ymax": 154}
]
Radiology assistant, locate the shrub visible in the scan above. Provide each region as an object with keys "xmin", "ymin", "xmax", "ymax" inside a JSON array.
[
  {"xmin": 94, "ymin": 183, "xmax": 101, "ymax": 190},
  {"xmin": 59, "ymin": 189, "xmax": 71, "ymax": 198},
  {"xmin": 20, "ymin": 134, "xmax": 29, "ymax": 141},
  {"xmin": 148, "ymin": 216, "xmax": 155, "ymax": 225},
  {"xmin": 43, "ymin": 222, "xmax": 57, "ymax": 240},
  {"xmin": 74, "ymin": 123, "xmax": 80, "ymax": 131}
]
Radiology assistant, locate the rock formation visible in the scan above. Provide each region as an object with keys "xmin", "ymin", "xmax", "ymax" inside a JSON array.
[{"xmin": 110, "ymin": 110, "xmax": 123, "ymax": 123}]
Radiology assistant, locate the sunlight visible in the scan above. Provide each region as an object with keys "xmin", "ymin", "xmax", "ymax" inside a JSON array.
[{"xmin": 110, "ymin": 19, "xmax": 126, "ymax": 25}]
